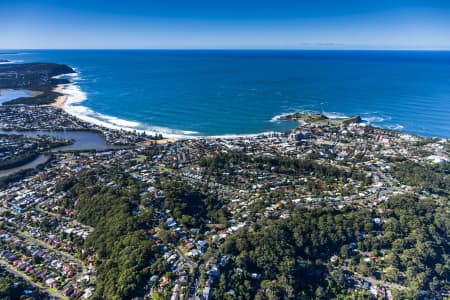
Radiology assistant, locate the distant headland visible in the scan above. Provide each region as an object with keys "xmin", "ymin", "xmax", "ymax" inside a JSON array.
[
  {"xmin": 280, "ymin": 112, "xmax": 362, "ymax": 125},
  {"xmin": 0, "ymin": 62, "xmax": 75, "ymax": 105}
]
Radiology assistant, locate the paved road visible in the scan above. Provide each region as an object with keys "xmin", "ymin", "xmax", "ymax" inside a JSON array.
[
  {"xmin": 355, "ymin": 272, "xmax": 406, "ymax": 291},
  {"xmin": 35, "ymin": 205, "xmax": 93, "ymax": 231},
  {"xmin": 341, "ymin": 265, "xmax": 406, "ymax": 292},
  {"xmin": 4, "ymin": 205, "xmax": 87, "ymax": 277},
  {"xmin": 0, "ymin": 260, "xmax": 64, "ymax": 299},
  {"xmin": 188, "ymin": 272, "xmax": 200, "ymax": 300},
  {"xmin": 176, "ymin": 246, "xmax": 197, "ymax": 270},
  {"xmin": 17, "ymin": 231, "xmax": 86, "ymax": 279},
  {"xmin": 174, "ymin": 247, "xmax": 200, "ymax": 299}
]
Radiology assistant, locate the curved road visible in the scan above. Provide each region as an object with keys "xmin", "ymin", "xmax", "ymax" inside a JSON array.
[
  {"xmin": 17, "ymin": 231, "xmax": 86, "ymax": 277},
  {"xmin": 0, "ymin": 260, "xmax": 64, "ymax": 299}
]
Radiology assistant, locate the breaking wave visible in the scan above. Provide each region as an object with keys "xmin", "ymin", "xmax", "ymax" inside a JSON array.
[{"xmin": 58, "ymin": 79, "xmax": 200, "ymax": 138}]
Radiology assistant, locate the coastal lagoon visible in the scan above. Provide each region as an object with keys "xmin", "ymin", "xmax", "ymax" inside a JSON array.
[
  {"xmin": 0, "ymin": 130, "xmax": 113, "ymax": 152},
  {"xmin": 0, "ymin": 130, "xmax": 119, "ymax": 177},
  {"xmin": 1, "ymin": 50, "xmax": 450, "ymax": 138},
  {"xmin": 0, "ymin": 89, "xmax": 33, "ymax": 104},
  {"xmin": 0, "ymin": 154, "xmax": 49, "ymax": 178}
]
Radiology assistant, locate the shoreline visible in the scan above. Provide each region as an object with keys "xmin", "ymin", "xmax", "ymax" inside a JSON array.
[
  {"xmin": 49, "ymin": 79, "xmax": 291, "ymax": 140},
  {"xmin": 0, "ymin": 154, "xmax": 50, "ymax": 179},
  {"xmin": 49, "ymin": 81, "xmax": 191, "ymax": 140},
  {"xmin": 51, "ymin": 84, "xmax": 68, "ymax": 110},
  {"xmin": 46, "ymin": 72, "xmax": 445, "ymax": 142}
]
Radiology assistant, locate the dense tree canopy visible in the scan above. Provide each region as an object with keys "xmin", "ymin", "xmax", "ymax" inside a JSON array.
[
  {"xmin": 63, "ymin": 169, "xmax": 163, "ymax": 300},
  {"xmin": 215, "ymin": 194, "xmax": 449, "ymax": 299},
  {"xmin": 394, "ymin": 161, "xmax": 449, "ymax": 195},
  {"xmin": 216, "ymin": 206, "xmax": 372, "ymax": 299}
]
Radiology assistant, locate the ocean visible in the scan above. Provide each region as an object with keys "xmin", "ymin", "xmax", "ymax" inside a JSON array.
[{"xmin": 1, "ymin": 50, "xmax": 449, "ymax": 138}]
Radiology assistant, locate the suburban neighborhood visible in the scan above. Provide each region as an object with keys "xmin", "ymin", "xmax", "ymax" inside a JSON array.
[{"xmin": 1, "ymin": 103, "xmax": 448, "ymax": 298}]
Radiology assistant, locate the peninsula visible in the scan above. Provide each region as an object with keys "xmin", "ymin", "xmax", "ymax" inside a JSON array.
[
  {"xmin": 0, "ymin": 63, "xmax": 75, "ymax": 105},
  {"xmin": 281, "ymin": 112, "xmax": 363, "ymax": 125}
]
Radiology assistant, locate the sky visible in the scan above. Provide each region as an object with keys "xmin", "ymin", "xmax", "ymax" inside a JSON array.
[{"xmin": 1, "ymin": 0, "xmax": 450, "ymax": 50}]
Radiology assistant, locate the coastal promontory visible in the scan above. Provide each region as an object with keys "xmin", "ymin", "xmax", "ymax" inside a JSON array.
[
  {"xmin": 281, "ymin": 112, "xmax": 362, "ymax": 125},
  {"xmin": 0, "ymin": 63, "xmax": 75, "ymax": 105}
]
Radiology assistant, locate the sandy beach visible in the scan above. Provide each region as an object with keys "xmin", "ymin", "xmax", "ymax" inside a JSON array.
[
  {"xmin": 48, "ymin": 83, "xmax": 178, "ymax": 144},
  {"xmin": 51, "ymin": 84, "xmax": 68, "ymax": 110},
  {"xmin": 139, "ymin": 138, "xmax": 176, "ymax": 146}
]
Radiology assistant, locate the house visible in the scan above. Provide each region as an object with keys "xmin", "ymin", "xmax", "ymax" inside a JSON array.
[
  {"xmin": 82, "ymin": 288, "xmax": 93, "ymax": 299},
  {"xmin": 166, "ymin": 218, "xmax": 177, "ymax": 228},
  {"xmin": 64, "ymin": 287, "xmax": 75, "ymax": 297},
  {"xmin": 160, "ymin": 276, "xmax": 169, "ymax": 288},
  {"xmin": 171, "ymin": 284, "xmax": 181, "ymax": 300},
  {"xmin": 45, "ymin": 278, "xmax": 58, "ymax": 289},
  {"xmin": 197, "ymin": 240, "xmax": 208, "ymax": 251},
  {"xmin": 202, "ymin": 286, "xmax": 212, "ymax": 300},
  {"xmin": 288, "ymin": 131, "xmax": 310, "ymax": 141}
]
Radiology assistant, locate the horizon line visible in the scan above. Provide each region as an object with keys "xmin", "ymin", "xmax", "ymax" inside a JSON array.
[{"xmin": 2, "ymin": 48, "xmax": 450, "ymax": 52}]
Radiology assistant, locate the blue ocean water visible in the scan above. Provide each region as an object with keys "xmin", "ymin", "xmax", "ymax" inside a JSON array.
[{"xmin": 1, "ymin": 50, "xmax": 449, "ymax": 138}]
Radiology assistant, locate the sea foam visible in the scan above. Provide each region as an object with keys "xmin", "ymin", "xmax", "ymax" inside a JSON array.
[
  {"xmin": 59, "ymin": 81, "xmax": 273, "ymax": 140},
  {"xmin": 270, "ymin": 110, "xmax": 350, "ymax": 122},
  {"xmin": 58, "ymin": 79, "xmax": 200, "ymax": 139},
  {"xmin": 0, "ymin": 60, "xmax": 23, "ymax": 64},
  {"xmin": 387, "ymin": 124, "xmax": 404, "ymax": 131},
  {"xmin": 270, "ymin": 113, "xmax": 292, "ymax": 122}
]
